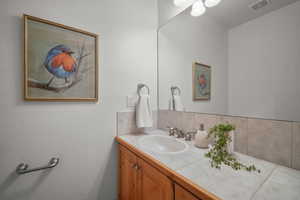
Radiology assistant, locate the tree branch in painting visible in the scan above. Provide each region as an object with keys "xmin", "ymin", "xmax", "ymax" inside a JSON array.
[
  {"xmin": 28, "ymin": 78, "xmax": 82, "ymax": 93},
  {"xmin": 28, "ymin": 43, "xmax": 91, "ymax": 93}
]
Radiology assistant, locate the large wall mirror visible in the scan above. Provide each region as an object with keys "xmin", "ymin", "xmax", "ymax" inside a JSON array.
[{"xmin": 158, "ymin": 0, "xmax": 300, "ymax": 122}]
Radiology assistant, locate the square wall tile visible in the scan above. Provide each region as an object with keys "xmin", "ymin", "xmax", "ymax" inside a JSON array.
[
  {"xmin": 151, "ymin": 110, "xmax": 158, "ymax": 129},
  {"xmin": 117, "ymin": 112, "xmax": 143, "ymax": 136},
  {"xmin": 247, "ymin": 118, "xmax": 292, "ymax": 167},
  {"xmin": 194, "ymin": 113, "xmax": 221, "ymax": 131},
  {"xmin": 177, "ymin": 112, "xmax": 196, "ymax": 132},
  {"xmin": 157, "ymin": 110, "xmax": 169, "ymax": 130},
  {"xmin": 292, "ymin": 122, "xmax": 300, "ymax": 170},
  {"xmin": 221, "ymin": 116, "xmax": 248, "ymax": 154},
  {"xmin": 158, "ymin": 110, "xmax": 181, "ymax": 130}
]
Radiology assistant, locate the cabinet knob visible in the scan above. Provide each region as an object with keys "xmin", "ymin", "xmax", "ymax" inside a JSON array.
[{"xmin": 132, "ymin": 164, "xmax": 140, "ymax": 170}]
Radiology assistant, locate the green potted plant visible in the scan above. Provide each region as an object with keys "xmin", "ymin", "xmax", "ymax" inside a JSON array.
[{"xmin": 205, "ymin": 123, "xmax": 260, "ymax": 173}]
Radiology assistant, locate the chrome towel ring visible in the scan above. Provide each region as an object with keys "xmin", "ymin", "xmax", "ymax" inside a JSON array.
[
  {"xmin": 171, "ymin": 86, "xmax": 181, "ymax": 96},
  {"xmin": 137, "ymin": 83, "xmax": 150, "ymax": 96}
]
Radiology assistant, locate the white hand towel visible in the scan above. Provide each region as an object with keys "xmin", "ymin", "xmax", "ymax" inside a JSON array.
[
  {"xmin": 173, "ymin": 95, "xmax": 184, "ymax": 111},
  {"xmin": 169, "ymin": 98, "xmax": 174, "ymax": 110},
  {"xmin": 136, "ymin": 94, "xmax": 153, "ymax": 128}
]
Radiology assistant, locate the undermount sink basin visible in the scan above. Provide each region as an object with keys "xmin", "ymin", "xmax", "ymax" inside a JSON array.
[{"xmin": 138, "ymin": 135, "xmax": 188, "ymax": 154}]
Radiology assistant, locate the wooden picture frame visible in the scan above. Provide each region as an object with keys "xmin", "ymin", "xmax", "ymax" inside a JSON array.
[
  {"xmin": 193, "ymin": 62, "xmax": 211, "ymax": 101},
  {"xmin": 24, "ymin": 14, "xmax": 98, "ymax": 101}
]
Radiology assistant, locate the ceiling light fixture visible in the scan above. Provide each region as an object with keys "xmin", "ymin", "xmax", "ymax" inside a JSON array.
[
  {"xmin": 190, "ymin": 0, "xmax": 206, "ymax": 17},
  {"xmin": 173, "ymin": 0, "xmax": 189, "ymax": 7},
  {"xmin": 174, "ymin": 0, "xmax": 222, "ymax": 17},
  {"xmin": 204, "ymin": 0, "xmax": 222, "ymax": 8}
]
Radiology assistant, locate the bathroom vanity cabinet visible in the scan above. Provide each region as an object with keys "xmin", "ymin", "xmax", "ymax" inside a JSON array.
[
  {"xmin": 118, "ymin": 140, "xmax": 219, "ymax": 200},
  {"xmin": 119, "ymin": 145, "xmax": 173, "ymax": 200},
  {"xmin": 175, "ymin": 184, "xmax": 199, "ymax": 200},
  {"xmin": 117, "ymin": 132, "xmax": 300, "ymax": 200}
]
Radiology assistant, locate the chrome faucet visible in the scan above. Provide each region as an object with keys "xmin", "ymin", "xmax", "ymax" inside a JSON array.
[
  {"xmin": 184, "ymin": 131, "xmax": 197, "ymax": 141},
  {"xmin": 167, "ymin": 127, "xmax": 196, "ymax": 141},
  {"xmin": 184, "ymin": 132, "xmax": 193, "ymax": 141},
  {"xmin": 175, "ymin": 130, "xmax": 185, "ymax": 138},
  {"xmin": 167, "ymin": 127, "xmax": 178, "ymax": 136}
]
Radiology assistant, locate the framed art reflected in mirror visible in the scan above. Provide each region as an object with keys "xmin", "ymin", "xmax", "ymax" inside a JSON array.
[
  {"xmin": 24, "ymin": 14, "xmax": 98, "ymax": 102},
  {"xmin": 193, "ymin": 62, "xmax": 211, "ymax": 101}
]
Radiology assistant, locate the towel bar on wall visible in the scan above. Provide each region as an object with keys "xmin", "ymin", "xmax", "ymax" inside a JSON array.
[{"xmin": 16, "ymin": 157, "xmax": 59, "ymax": 175}]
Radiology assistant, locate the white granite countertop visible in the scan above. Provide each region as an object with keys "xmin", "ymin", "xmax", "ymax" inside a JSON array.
[{"xmin": 119, "ymin": 129, "xmax": 300, "ymax": 200}]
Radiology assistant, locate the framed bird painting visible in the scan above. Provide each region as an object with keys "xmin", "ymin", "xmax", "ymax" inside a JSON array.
[
  {"xmin": 192, "ymin": 62, "xmax": 211, "ymax": 101},
  {"xmin": 24, "ymin": 14, "xmax": 98, "ymax": 101}
]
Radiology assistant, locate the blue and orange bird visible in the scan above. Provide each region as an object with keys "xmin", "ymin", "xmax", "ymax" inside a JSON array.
[{"xmin": 44, "ymin": 45, "xmax": 77, "ymax": 86}]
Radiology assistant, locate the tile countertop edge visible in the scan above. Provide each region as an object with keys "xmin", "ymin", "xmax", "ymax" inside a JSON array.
[{"xmin": 115, "ymin": 136, "xmax": 222, "ymax": 200}]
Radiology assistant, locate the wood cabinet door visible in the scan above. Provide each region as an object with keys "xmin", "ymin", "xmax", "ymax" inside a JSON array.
[
  {"xmin": 175, "ymin": 184, "xmax": 200, "ymax": 200},
  {"xmin": 137, "ymin": 158, "xmax": 173, "ymax": 200},
  {"xmin": 119, "ymin": 146, "xmax": 138, "ymax": 200}
]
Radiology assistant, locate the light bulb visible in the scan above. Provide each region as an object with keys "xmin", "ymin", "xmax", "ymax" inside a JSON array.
[
  {"xmin": 190, "ymin": 0, "xmax": 206, "ymax": 17},
  {"xmin": 174, "ymin": 0, "xmax": 188, "ymax": 7},
  {"xmin": 204, "ymin": 0, "xmax": 222, "ymax": 7}
]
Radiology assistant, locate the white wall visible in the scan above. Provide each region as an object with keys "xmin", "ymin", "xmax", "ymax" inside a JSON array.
[
  {"xmin": 228, "ymin": 1, "xmax": 300, "ymax": 121},
  {"xmin": 158, "ymin": 10, "xmax": 228, "ymax": 114},
  {"xmin": 0, "ymin": 0, "xmax": 157, "ymax": 200}
]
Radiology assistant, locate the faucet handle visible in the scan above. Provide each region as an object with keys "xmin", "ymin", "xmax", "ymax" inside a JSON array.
[
  {"xmin": 188, "ymin": 130, "xmax": 197, "ymax": 139},
  {"xmin": 175, "ymin": 129, "xmax": 185, "ymax": 138},
  {"xmin": 185, "ymin": 130, "xmax": 197, "ymax": 141},
  {"xmin": 184, "ymin": 132, "xmax": 193, "ymax": 141},
  {"xmin": 167, "ymin": 126, "xmax": 177, "ymax": 136}
]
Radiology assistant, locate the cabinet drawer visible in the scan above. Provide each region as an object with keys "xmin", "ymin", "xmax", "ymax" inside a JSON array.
[{"xmin": 175, "ymin": 184, "xmax": 200, "ymax": 200}]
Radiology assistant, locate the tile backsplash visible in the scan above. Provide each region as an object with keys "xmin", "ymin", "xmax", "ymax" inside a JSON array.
[
  {"xmin": 220, "ymin": 116, "xmax": 248, "ymax": 154},
  {"xmin": 292, "ymin": 122, "xmax": 300, "ymax": 169},
  {"xmin": 116, "ymin": 110, "xmax": 300, "ymax": 170},
  {"xmin": 117, "ymin": 111, "xmax": 157, "ymax": 136},
  {"xmin": 157, "ymin": 110, "xmax": 300, "ymax": 170},
  {"xmin": 247, "ymin": 119, "xmax": 292, "ymax": 167}
]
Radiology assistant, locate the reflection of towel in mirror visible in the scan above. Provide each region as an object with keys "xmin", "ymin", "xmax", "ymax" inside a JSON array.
[
  {"xmin": 136, "ymin": 94, "xmax": 153, "ymax": 128},
  {"xmin": 169, "ymin": 95, "xmax": 184, "ymax": 111}
]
